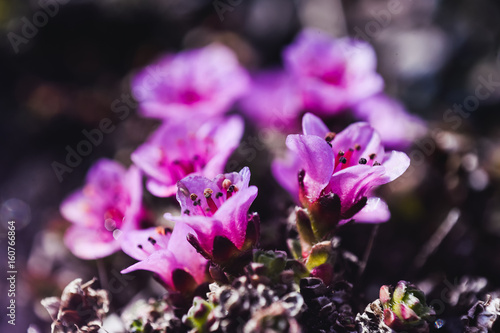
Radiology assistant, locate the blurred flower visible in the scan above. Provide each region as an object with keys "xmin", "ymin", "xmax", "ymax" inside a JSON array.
[
  {"xmin": 41, "ymin": 278, "xmax": 109, "ymax": 333},
  {"xmin": 283, "ymin": 29, "xmax": 384, "ymax": 115},
  {"xmin": 60, "ymin": 159, "xmax": 145, "ymax": 260},
  {"xmin": 273, "ymin": 113, "xmax": 410, "ymax": 242},
  {"xmin": 353, "ymin": 94, "xmax": 427, "ymax": 149},
  {"xmin": 132, "ymin": 44, "xmax": 249, "ymax": 121},
  {"xmin": 120, "ymin": 223, "xmax": 209, "ymax": 293},
  {"xmin": 165, "ymin": 167, "xmax": 259, "ymax": 270},
  {"xmin": 238, "ymin": 70, "xmax": 303, "ymax": 131},
  {"xmin": 131, "ymin": 116, "xmax": 244, "ymax": 197}
]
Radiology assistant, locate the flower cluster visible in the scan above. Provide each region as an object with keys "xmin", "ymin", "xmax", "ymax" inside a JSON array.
[
  {"xmin": 239, "ymin": 29, "xmax": 426, "ymax": 148},
  {"xmin": 53, "ymin": 30, "xmax": 438, "ymax": 333}
]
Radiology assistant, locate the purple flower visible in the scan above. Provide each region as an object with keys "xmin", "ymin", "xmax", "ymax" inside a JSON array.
[
  {"xmin": 283, "ymin": 29, "xmax": 384, "ymax": 114},
  {"xmin": 60, "ymin": 159, "xmax": 145, "ymax": 260},
  {"xmin": 131, "ymin": 116, "xmax": 244, "ymax": 197},
  {"xmin": 165, "ymin": 167, "xmax": 259, "ymax": 269},
  {"xmin": 120, "ymin": 223, "xmax": 209, "ymax": 292},
  {"xmin": 132, "ymin": 44, "xmax": 249, "ymax": 120},
  {"xmin": 353, "ymin": 94, "xmax": 427, "ymax": 148},
  {"xmin": 273, "ymin": 113, "xmax": 410, "ymax": 234},
  {"xmin": 238, "ymin": 70, "xmax": 303, "ymax": 131}
]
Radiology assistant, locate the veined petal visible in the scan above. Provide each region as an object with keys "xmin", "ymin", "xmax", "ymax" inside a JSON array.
[
  {"xmin": 167, "ymin": 222, "xmax": 207, "ymax": 280},
  {"xmin": 177, "ymin": 215, "xmax": 224, "ymax": 255},
  {"xmin": 286, "ymin": 134, "xmax": 334, "ymax": 201},
  {"xmin": 120, "ymin": 250, "xmax": 179, "ymax": 289},
  {"xmin": 327, "ymin": 164, "xmax": 387, "ymax": 212},
  {"xmin": 213, "ymin": 186, "xmax": 258, "ymax": 249},
  {"xmin": 382, "ymin": 151, "xmax": 411, "ymax": 182},
  {"xmin": 302, "ymin": 113, "xmax": 329, "ymax": 137},
  {"xmin": 120, "ymin": 227, "xmax": 171, "ymax": 261}
]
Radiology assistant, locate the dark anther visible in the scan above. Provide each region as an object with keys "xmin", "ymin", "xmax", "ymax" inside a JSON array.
[
  {"xmin": 190, "ymin": 193, "xmax": 198, "ymax": 201},
  {"xmin": 359, "ymin": 158, "xmax": 367, "ymax": 164},
  {"xmin": 339, "ymin": 157, "xmax": 347, "ymax": 164},
  {"xmin": 338, "ymin": 150, "xmax": 345, "ymax": 156},
  {"xmin": 354, "ymin": 144, "xmax": 361, "ymax": 151},
  {"xmin": 183, "ymin": 209, "xmax": 190, "ymax": 215},
  {"xmin": 147, "ymin": 237, "xmax": 156, "ymax": 245},
  {"xmin": 137, "ymin": 244, "xmax": 143, "ymax": 249},
  {"xmin": 373, "ymin": 161, "xmax": 381, "ymax": 166},
  {"xmin": 369, "ymin": 153, "xmax": 376, "ymax": 160},
  {"xmin": 325, "ymin": 132, "xmax": 336, "ymax": 142},
  {"xmin": 216, "ymin": 192, "xmax": 223, "ymax": 199},
  {"xmin": 228, "ymin": 184, "xmax": 236, "ymax": 193}
]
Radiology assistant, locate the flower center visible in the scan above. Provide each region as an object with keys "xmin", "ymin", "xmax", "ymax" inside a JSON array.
[{"xmin": 185, "ymin": 180, "xmax": 240, "ymax": 217}]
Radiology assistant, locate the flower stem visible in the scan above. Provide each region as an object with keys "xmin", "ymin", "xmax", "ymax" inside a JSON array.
[{"xmin": 358, "ymin": 224, "xmax": 379, "ymax": 280}]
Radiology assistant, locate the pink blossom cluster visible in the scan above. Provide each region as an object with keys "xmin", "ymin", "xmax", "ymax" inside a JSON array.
[
  {"xmin": 239, "ymin": 29, "xmax": 426, "ymax": 148},
  {"xmin": 59, "ymin": 32, "xmax": 413, "ymax": 293}
]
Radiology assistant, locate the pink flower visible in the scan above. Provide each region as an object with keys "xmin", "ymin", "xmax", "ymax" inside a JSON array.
[
  {"xmin": 165, "ymin": 167, "xmax": 259, "ymax": 269},
  {"xmin": 120, "ymin": 223, "xmax": 209, "ymax": 292},
  {"xmin": 353, "ymin": 94, "xmax": 427, "ymax": 148},
  {"xmin": 131, "ymin": 116, "xmax": 244, "ymax": 197},
  {"xmin": 238, "ymin": 70, "xmax": 303, "ymax": 131},
  {"xmin": 273, "ymin": 113, "xmax": 410, "ymax": 231},
  {"xmin": 283, "ymin": 29, "xmax": 384, "ymax": 114},
  {"xmin": 132, "ymin": 44, "xmax": 249, "ymax": 120},
  {"xmin": 60, "ymin": 159, "xmax": 145, "ymax": 260}
]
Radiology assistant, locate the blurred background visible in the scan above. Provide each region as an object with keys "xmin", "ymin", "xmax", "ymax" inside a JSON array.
[{"xmin": 0, "ymin": 0, "xmax": 500, "ymax": 332}]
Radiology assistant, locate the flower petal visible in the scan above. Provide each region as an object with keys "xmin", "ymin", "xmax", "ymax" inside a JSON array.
[
  {"xmin": 286, "ymin": 134, "xmax": 334, "ymax": 201},
  {"xmin": 201, "ymin": 115, "xmax": 245, "ymax": 178},
  {"xmin": 167, "ymin": 222, "xmax": 207, "ymax": 281},
  {"xmin": 347, "ymin": 197, "xmax": 390, "ymax": 224},
  {"xmin": 64, "ymin": 226, "xmax": 119, "ymax": 260},
  {"xmin": 213, "ymin": 186, "xmax": 258, "ymax": 249},
  {"xmin": 120, "ymin": 227, "xmax": 171, "ymax": 261},
  {"xmin": 327, "ymin": 165, "xmax": 387, "ymax": 212},
  {"xmin": 330, "ymin": 122, "xmax": 385, "ymax": 166},
  {"xmin": 272, "ymin": 152, "xmax": 301, "ymax": 203},
  {"xmin": 175, "ymin": 215, "xmax": 224, "ymax": 255},
  {"xmin": 382, "ymin": 151, "xmax": 411, "ymax": 182},
  {"xmin": 60, "ymin": 191, "xmax": 96, "ymax": 227},
  {"xmin": 120, "ymin": 250, "xmax": 179, "ymax": 289},
  {"xmin": 353, "ymin": 95, "xmax": 427, "ymax": 148},
  {"xmin": 302, "ymin": 113, "xmax": 329, "ymax": 137}
]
